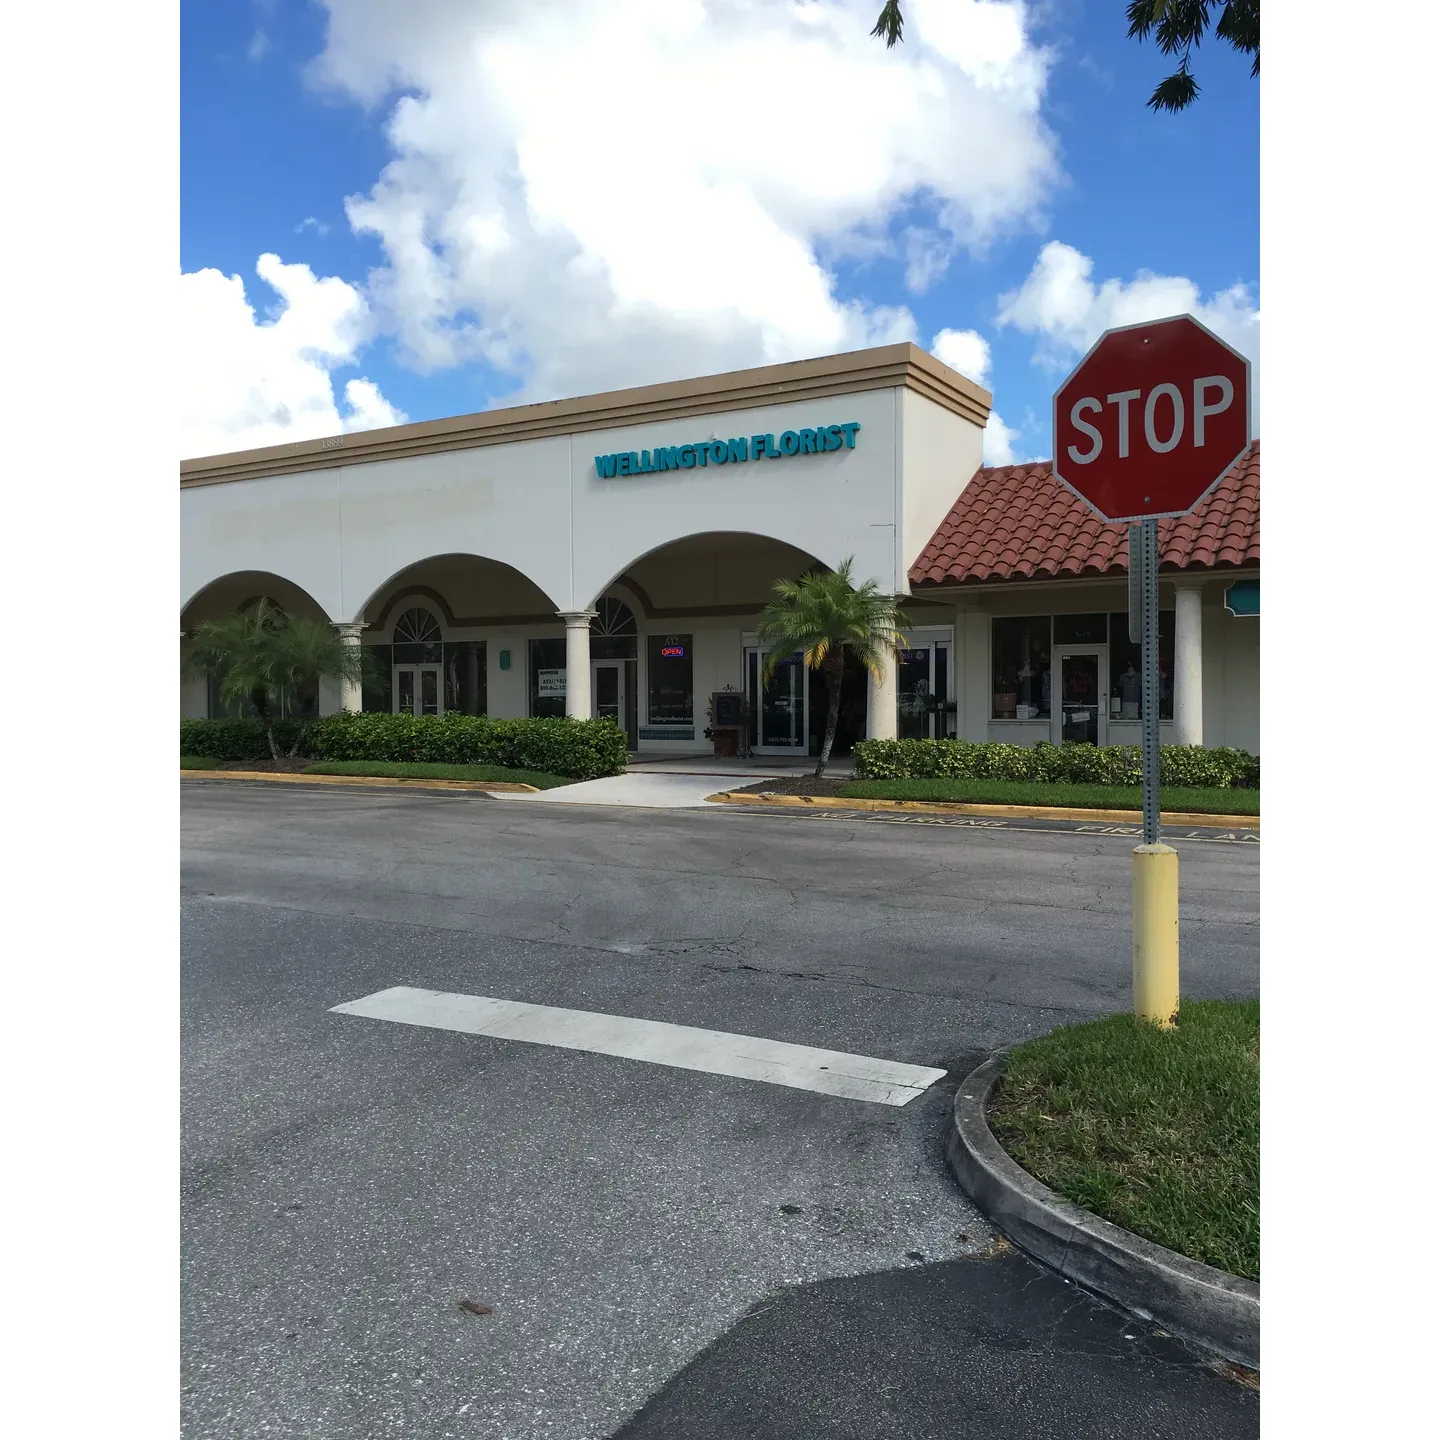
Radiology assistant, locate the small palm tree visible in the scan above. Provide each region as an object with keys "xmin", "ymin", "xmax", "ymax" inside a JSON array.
[
  {"xmin": 755, "ymin": 558, "xmax": 909, "ymax": 778},
  {"xmin": 183, "ymin": 598, "xmax": 370, "ymax": 760}
]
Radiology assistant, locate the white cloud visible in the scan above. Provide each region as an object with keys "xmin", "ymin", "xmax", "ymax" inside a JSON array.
[
  {"xmin": 982, "ymin": 410, "xmax": 1021, "ymax": 465},
  {"xmin": 307, "ymin": 0, "xmax": 1059, "ymax": 401},
  {"xmin": 929, "ymin": 326, "xmax": 1020, "ymax": 464},
  {"xmin": 997, "ymin": 240, "xmax": 1260, "ymax": 379},
  {"xmin": 248, "ymin": 29, "xmax": 270, "ymax": 62},
  {"xmin": 930, "ymin": 326, "xmax": 992, "ymax": 386},
  {"xmin": 295, "ymin": 216, "xmax": 331, "ymax": 236},
  {"xmin": 180, "ymin": 254, "xmax": 406, "ymax": 459}
]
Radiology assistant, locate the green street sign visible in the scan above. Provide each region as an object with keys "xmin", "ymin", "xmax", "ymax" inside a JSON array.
[{"xmin": 1224, "ymin": 580, "xmax": 1259, "ymax": 617}]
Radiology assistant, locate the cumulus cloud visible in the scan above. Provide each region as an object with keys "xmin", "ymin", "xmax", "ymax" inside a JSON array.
[
  {"xmin": 929, "ymin": 326, "xmax": 1020, "ymax": 464},
  {"xmin": 930, "ymin": 326, "xmax": 992, "ymax": 386},
  {"xmin": 997, "ymin": 240, "xmax": 1260, "ymax": 377},
  {"xmin": 307, "ymin": 0, "xmax": 1059, "ymax": 401},
  {"xmin": 180, "ymin": 254, "xmax": 406, "ymax": 459}
]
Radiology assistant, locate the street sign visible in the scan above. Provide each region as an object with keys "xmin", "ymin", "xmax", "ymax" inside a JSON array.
[
  {"xmin": 1225, "ymin": 580, "xmax": 1260, "ymax": 617},
  {"xmin": 1053, "ymin": 315, "xmax": 1251, "ymax": 524},
  {"xmin": 1051, "ymin": 312, "xmax": 1252, "ymax": 1032}
]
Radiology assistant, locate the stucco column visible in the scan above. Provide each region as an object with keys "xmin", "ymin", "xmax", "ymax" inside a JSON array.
[
  {"xmin": 867, "ymin": 645, "xmax": 898, "ymax": 741},
  {"xmin": 560, "ymin": 611, "xmax": 596, "ymax": 720},
  {"xmin": 1173, "ymin": 583, "xmax": 1204, "ymax": 747},
  {"xmin": 336, "ymin": 622, "xmax": 366, "ymax": 713}
]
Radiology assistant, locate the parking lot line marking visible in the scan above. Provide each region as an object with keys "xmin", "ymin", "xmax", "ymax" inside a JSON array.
[{"xmin": 330, "ymin": 986, "xmax": 948, "ymax": 1106}]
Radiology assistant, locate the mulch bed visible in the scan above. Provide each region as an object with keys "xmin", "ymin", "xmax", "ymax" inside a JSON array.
[{"xmin": 726, "ymin": 775, "xmax": 850, "ymax": 797}]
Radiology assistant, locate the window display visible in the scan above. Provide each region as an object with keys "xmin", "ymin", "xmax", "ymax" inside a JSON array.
[
  {"xmin": 991, "ymin": 617, "xmax": 1051, "ymax": 719},
  {"xmin": 647, "ymin": 634, "xmax": 693, "ymax": 724},
  {"xmin": 1107, "ymin": 611, "xmax": 1174, "ymax": 721}
]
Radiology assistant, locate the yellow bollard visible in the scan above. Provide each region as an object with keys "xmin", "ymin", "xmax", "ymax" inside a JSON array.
[{"xmin": 1132, "ymin": 844, "xmax": 1180, "ymax": 1029}]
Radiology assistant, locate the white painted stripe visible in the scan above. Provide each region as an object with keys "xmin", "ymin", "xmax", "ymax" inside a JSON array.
[{"xmin": 330, "ymin": 986, "xmax": 948, "ymax": 1107}]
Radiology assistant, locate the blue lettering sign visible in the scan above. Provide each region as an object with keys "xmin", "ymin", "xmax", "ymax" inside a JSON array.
[{"xmin": 595, "ymin": 421, "xmax": 861, "ymax": 478}]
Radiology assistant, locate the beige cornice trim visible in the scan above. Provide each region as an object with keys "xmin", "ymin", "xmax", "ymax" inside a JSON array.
[{"xmin": 180, "ymin": 344, "xmax": 992, "ymax": 489}]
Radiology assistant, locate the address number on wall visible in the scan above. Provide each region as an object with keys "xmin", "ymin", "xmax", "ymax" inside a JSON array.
[{"xmin": 319, "ymin": 437, "xmax": 344, "ymax": 450}]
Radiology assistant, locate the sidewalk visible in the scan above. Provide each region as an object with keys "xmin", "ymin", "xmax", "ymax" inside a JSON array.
[{"xmin": 509, "ymin": 753, "xmax": 847, "ymax": 810}]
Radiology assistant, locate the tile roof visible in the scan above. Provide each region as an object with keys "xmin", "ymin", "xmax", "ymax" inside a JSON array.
[{"xmin": 910, "ymin": 440, "xmax": 1259, "ymax": 588}]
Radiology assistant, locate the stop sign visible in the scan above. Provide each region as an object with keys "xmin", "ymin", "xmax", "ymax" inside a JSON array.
[{"xmin": 1052, "ymin": 314, "xmax": 1251, "ymax": 523}]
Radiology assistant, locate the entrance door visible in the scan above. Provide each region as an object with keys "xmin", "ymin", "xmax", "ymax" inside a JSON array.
[
  {"xmin": 1054, "ymin": 649, "xmax": 1105, "ymax": 745},
  {"xmin": 897, "ymin": 643, "xmax": 952, "ymax": 740},
  {"xmin": 592, "ymin": 661, "xmax": 624, "ymax": 729},
  {"xmin": 745, "ymin": 649, "xmax": 807, "ymax": 751},
  {"xmin": 393, "ymin": 664, "xmax": 443, "ymax": 716}
]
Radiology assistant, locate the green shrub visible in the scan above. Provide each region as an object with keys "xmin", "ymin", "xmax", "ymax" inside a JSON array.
[
  {"xmin": 179, "ymin": 717, "xmax": 312, "ymax": 760},
  {"xmin": 179, "ymin": 713, "xmax": 628, "ymax": 781},
  {"xmin": 852, "ymin": 738, "xmax": 1258, "ymax": 789}
]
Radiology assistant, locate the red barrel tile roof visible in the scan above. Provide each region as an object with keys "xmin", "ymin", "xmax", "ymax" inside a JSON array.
[{"xmin": 910, "ymin": 440, "xmax": 1259, "ymax": 588}]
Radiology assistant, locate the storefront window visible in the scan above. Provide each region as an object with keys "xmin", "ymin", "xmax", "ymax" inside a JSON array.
[
  {"xmin": 647, "ymin": 634, "xmax": 693, "ymax": 724},
  {"xmin": 991, "ymin": 618, "xmax": 1051, "ymax": 719},
  {"xmin": 444, "ymin": 641, "xmax": 487, "ymax": 716},
  {"xmin": 529, "ymin": 638, "xmax": 567, "ymax": 718},
  {"xmin": 1107, "ymin": 612, "xmax": 1175, "ymax": 721},
  {"xmin": 361, "ymin": 644, "xmax": 392, "ymax": 712},
  {"xmin": 591, "ymin": 598, "xmax": 638, "ymax": 660}
]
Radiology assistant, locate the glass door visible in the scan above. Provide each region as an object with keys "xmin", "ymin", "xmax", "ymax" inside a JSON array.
[
  {"xmin": 1054, "ymin": 649, "xmax": 1105, "ymax": 745},
  {"xmin": 393, "ymin": 664, "xmax": 443, "ymax": 716},
  {"xmin": 745, "ymin": 649, "xmax": 807, "ymax": 751},
  {"xmin": 592, "ymin": 661, "xmax": 624, "ymax": 729},
  {"xmin": 897, "ymin": 643, "xmax": 952, "ymax": 740}
]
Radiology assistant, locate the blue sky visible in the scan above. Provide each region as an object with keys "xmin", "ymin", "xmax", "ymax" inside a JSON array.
[{"xmin": 180, "ymin": 1, "xmax": 1258, "ymax": 462}]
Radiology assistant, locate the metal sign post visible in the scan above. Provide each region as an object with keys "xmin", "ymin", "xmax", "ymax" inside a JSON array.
[
  {"xmin": 1139, "ymin": 519, "xmax": 1161, "ymax": 846},
  {"xmin": 1053, "ymin": 317, "xmax": 1251, "ymax": 1032}
]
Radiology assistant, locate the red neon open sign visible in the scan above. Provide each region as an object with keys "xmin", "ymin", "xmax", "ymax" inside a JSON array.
[{"xmin": 659, "ymin": 645, "xmax": 686, "ymax": 658}]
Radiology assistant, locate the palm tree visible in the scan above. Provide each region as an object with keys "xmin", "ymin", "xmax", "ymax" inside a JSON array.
[
  {"xmin": 871, "ymin": 0, "xmax": 1258, "ymax": 113},
  {"xmin": 183, "ymin": 598, "xmax": 370, "ymax": 760},
  {"xmin": 755, "ymin": 558, "xmax": 909, "ymax": 779}
]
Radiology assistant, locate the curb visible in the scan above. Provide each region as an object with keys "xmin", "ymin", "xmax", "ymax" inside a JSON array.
[
  {"xmin": 704, "ymin": 791, "xmax": 1259, "ymax": 830},
  {"xmin": 945, "ymin": 1054, "xmax": 1259, "ymax": 1369},
  {"xmin": 180, "ymin": 770, "xmax": 540, "ymax": 793}
]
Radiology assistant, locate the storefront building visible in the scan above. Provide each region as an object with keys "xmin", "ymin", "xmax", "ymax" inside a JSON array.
[{"xmin": 181, "ymin": 345, "xmax": 1258, "ymax": 755}]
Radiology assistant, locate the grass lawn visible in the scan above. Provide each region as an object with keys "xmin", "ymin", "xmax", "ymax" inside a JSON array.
[
  {"xmin": 840, "ymin": 778, "xmax": 1259, "ymax": 815},
  {"xmin": 180, "ymin": 757, "xmax": 575, "ymax": 788},
  {"xmin": 987, "ymin": 1000, "xmax": 1259, "ymax": 1280}
]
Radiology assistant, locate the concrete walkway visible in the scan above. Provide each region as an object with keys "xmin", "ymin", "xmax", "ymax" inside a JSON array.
[{"xmin": 511, "ymin": 753, "xmax": 847, "ymax": 810}]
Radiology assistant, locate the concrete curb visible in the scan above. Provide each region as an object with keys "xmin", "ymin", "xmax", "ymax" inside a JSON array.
[
  {"xmin": 180, "ymin": 770, "xmax": 540, "ymax": 793},
  {"xmin": 945, "ymin": 1054, "xmax": 1259, "ymax": 1369},
  {"xmin": 704, "ymin": 791, "xmax": 1260, "ymax": 831}
]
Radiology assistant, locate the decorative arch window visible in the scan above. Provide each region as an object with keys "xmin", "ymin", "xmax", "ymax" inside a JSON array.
[
  {"xmin": 591, "ymin": 597, "xmax": 637, "ymax": 660},
  {"xmin": 392, "ymin": 605, "xmax": 443, "ymax": 664}
]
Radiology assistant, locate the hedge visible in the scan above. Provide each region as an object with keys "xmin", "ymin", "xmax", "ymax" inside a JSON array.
[
  {"xmin": 180, "ymin": 713, "xmax": 629, "ymax": 781},
  {"xmin": 851, "ymin": 738, "xmax": 1259, "ymax": 789}
]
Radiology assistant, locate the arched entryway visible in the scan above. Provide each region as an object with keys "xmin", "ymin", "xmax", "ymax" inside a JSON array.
[
  {"xmin": 355, "ymin": 553, "xmax": 560, "ymax": 719},
  {"xmin": 180, "ymin": 571, "xmax": 332, "ymax": 719},
  {"xmin": 591, "ymin": 532, "xmax": 876, "ymax": 758}
]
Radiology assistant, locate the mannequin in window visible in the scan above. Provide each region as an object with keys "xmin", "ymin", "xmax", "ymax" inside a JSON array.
[{"xmin": 1119, "ymin": 661, "xmax": 1141, "ymax": 720}]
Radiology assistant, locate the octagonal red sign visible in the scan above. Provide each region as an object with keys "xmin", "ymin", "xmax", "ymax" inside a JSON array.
[{"xmin": 1052, "ymin": 315, "xmax": 1251, "ymax": 523}]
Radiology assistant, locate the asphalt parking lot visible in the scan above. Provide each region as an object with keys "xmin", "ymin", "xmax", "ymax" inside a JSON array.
[{"xmin": 181, "ymin": 782, "xmax": 1259, "ymax": 1439}]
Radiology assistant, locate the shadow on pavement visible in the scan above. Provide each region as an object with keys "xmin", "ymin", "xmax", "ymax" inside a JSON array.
[{"xmin": 609, "ymin": 1247, "xmax": 1257, "ymax": 1440}]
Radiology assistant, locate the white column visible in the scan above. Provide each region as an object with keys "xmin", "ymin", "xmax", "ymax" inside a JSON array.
[
  {"xmin": 336, "ymin": 622, "xmax": 366, "ymax": 713},
  {"xmin": 1173, "ymin": 583, "xmax": 1204, "ymax": 747},
  {"xmin": 867, "ymin": 645, "xmax": 898, "ymax": 741},
  {"xmin": 560, "ymin": 611, "xmax": 596, "ymax": 720}
]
